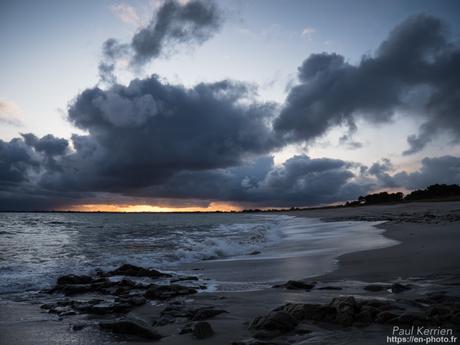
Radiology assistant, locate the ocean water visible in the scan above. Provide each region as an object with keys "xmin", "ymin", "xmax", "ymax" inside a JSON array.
[{"xmin": 0, "ymin": 212, "xmax": 397, "ymax": 298}]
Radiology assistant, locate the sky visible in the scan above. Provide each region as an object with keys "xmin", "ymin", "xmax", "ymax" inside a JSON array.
[{"xmin": 1, "ymin": 0, "xmax": 460, "ymax": 211}]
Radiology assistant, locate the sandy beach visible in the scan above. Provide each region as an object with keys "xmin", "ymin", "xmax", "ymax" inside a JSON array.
[{"xmin": 1, "ymin": 201, "xmax": 459, "ymax": 345}]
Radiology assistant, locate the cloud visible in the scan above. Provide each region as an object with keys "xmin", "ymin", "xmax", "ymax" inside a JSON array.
[
  {"xmin": 0, "ymin": 100, "xmax": 23, "ymax": 127},
  {"xmin": 41, "ymin": 76, "xmax": 278, "ymax": 194},
  {"xmin": 130, "ymin": 154, "xmax": 370, "ymax": 207},
  {"xmin": 99, "ymin": 0, "xmax": 222, "ymax": 83},
  {"xmin": 21, "ymin": 133, "xmax": 69, "ymax": 157},
  {"xmin": 110, "ymin": 3, "xmax": 141, "ymax": 26},
  {"xmin": 274, "ymin": 14, "xmax": 460, "ymax": 155},
  {"xmin": 391, "ymin": 156, "xmax": 460, "ymax": 189}
]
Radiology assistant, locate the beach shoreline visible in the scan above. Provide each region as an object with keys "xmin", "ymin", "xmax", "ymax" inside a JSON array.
[{"xmin": 1, "ymin": 201, "xmax": 459, "ymax": 345}]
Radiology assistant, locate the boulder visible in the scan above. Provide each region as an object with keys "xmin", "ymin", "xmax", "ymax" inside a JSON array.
[
  {"xmin": 192, "ymin": 308, "xmax": 227, "ymax": 321},
  {"xmin": 250, "ymin": 311, "xmax": 298, "ymax": 332},
  {"xmin": 329, "ymin": 296, "xmax": 359, "ymax": 326},
  {"xmin": 99, "ymin": 320, "xmax": 162, "ymax": 340},
  {"xmin": 171, "ymin": 276, "xmax": 199, "ymax": 283},
  {"xmin": 108, "ymin": 264, "xmax": 171, "ymax": 278},
  {"xmin": 193, "ymin": 321, "xmax": 214, "ymax": 339},
  {"xmin": 272, "ymin": 280, "xmax": 316, "ymax": 290},
  {"xmin": 57, "ymin": 274, "xmax": 92, "ymax": 285}
]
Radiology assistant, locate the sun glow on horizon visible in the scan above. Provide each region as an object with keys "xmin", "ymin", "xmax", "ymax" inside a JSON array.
[{"xmin": 61, "ymin": 202, "xmax": 242, "ymax": 213}]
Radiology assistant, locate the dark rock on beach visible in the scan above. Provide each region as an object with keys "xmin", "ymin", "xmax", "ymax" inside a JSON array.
[
  {"xmin": 250, "ymin": 311, "xmax": 298, "ymax": 332},
  {"xmin": 99, "ymin": 319, "xmax": 162, "ymax": 340},
  {"xmin": 192, "ymin": 307, "xmax": 227, "ymax": 321},
  {"xmin": 192, "ymin": 321, "xmax": 214, "ymax": 339},
  {"xmin": 106, "ymin": 264, "xmax": 171, "ymax": 278},
  {"xmin": 57, "ymin": 274, "xmax": 93, "ymax": 285},
  {"xmin": 272, "ymin": 280, "xmax": 316, "ymax": 290}
]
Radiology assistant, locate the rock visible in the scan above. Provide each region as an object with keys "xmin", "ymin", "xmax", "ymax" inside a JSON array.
[
  {"xmin": 171, "ymin": 276, "xmax": 199, "ymax": 283},
  {"xmin": 161, "ymin": 305, "xmax": 192, "ymax": 318},
  {"xmin": 360, "ymin": 299, "xmax": 400, "ymax": 311},
  {"xmin": 99, "ymin": 320, "xmax": 162, "ymax": 340},
  {"xmin": 249, "ymin": 251, "xmax": 261, "ymax": 255},
  {"xmin": 272, "ymin": 280, "xmax": 316, "ymax": 290},
  {"xmin": 57, "ymin": 274, "xmax": 92, "ymax": 285},
  {"xmin": 144, "ymin": 284, "xmax": 197, "ymax": 300},
  {"xmin": 193, "ymin": 321, "xmax": 214, "ymax": 339},
  {"xmin": 364, "ymin": 284, "xmax": 387, "ymax": 292},
  {"xmin": 192, "ymin": 308, "xmax": 227, "ymax": 321},
  {"xmin": 317, "ymin": 286, "xmax": 342, "ymax": 290},
  {"xmin": 250, "ymin": 311, "xmax": 298, "ymax": 332},
  {"xmin": 375, "ymin": 311, "xmax": 399, "ymax": 324},
  {"xmin": 329, "ymin": 296, "xmax": 359, "ymax": 326},
  {"xmin": 391, "ymin": 283, "xmax": 411, "ymax": 294},
  {"xmin": 72, "ymin": 323, "xmax": 88, "ymax": 331},
  {"xmin": 329, "ymin": 296, "xmax": 358, "ymax": 311},
  {"xmin": 108, "ymin": 264, "xmax": 171, "ymax": 278}
]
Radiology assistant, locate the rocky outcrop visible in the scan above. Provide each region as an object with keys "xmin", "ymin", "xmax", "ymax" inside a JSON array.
[
  {"xmin": 249, "ymin": 292, "xmax": 460, "ymax": 341},
  {"xmin": 272, "ymin": 280, "xmax": 316, "ymax": 290},
  {"xmin": 99, "ymin": 319, "xmax": 162, "ymax": 340},
  {"xmin": 192, "ymin": 321, "xmax": 214, "ymax": 339},
  {"xmin": 105, "ymin": 264, "xmax": 171, "ymax": 278}
]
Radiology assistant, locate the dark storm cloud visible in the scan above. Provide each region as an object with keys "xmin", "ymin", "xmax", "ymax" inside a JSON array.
[
  {"xmin": 147, "ymin": 155, "xmax": 370, "ymax": 207},
  {"xmin": 21, "ymin": 133, "xmax": 69, "ymax": 156},
  {"xmin": 131, "ymin": 0, "xmax": 221, "ymax": 66},
  {"xmin": 44, "ymin": 76, "xmax": 279, "ymax": 193},
  {"xmin": 99, "ymin": 0, "xmax": 222, "ymax": 82},
  {"xmin": 0, "ymin": 137, "xmax": 39, "ymax": 184},
  {"xmin": 0, "ymin": 136, "xmax": 81, "ymax": 211},
  {"xmin": 274, "ymin": 14, "xmax": 460, "ymax": 154},
  {"xmin": 391, "ymin": 156, "xmax": 460, "ymax": 189}
]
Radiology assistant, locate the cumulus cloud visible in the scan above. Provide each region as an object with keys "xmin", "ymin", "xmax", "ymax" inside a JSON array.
[
  {"xmin": 99, "ymin": 0, "xmax": 222, "ymax": 82},
  {"xmin": 0, "ymin": 100, "xmax": 23, "ymax": 127},
  {"xmin": 129, "ymin": 154, "xmax": 370, "ymax": 207},
  {"xmin": 36, "ymin": 76, "xmax": 278, "ymax": 194},
  {"xmin": 391, "ymin": 156, "xmax": 460, "ymax": 189},
  {"xmin": 274, "ymin": 14, "xmax": 460, "ymax": 155},
  {"xmin": 110, "ymin": 3, "xmax": 141, "ymax": 26}
]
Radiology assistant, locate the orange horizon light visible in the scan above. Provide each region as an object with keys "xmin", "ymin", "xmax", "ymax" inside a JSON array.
[{"xmin": 60, "ymin": 202, "xmax": 242, "ymax": 213}]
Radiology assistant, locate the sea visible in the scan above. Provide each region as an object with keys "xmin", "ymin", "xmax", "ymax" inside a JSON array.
[{"xmin": 0, "ymin": 212, "xmax": 398, "ymax": 300}]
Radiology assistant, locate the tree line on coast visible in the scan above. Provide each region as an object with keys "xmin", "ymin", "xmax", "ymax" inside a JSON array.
[
  {"xmin": 241, "ymin": 184, "xmax": 460, "ymax": 213},
  {"xmin": 344, "ymin": 184, "xmax": 460, "ymax": 207}
]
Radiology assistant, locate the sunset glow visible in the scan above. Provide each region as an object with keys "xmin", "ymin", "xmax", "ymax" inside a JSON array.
[{"xmin": 62, "ymin": 202, "xmax": 242, "ymax": 213}]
